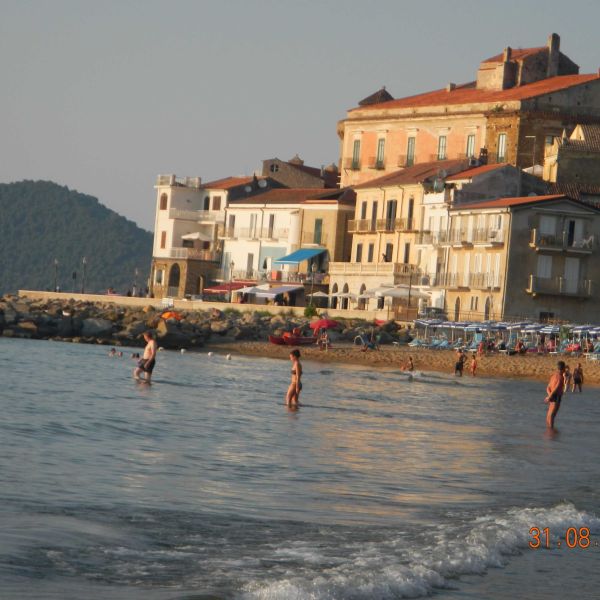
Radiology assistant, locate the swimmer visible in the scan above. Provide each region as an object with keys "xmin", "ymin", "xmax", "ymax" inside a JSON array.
[
  {"xmin": 544, "ymin": 361, "xmax": 566, "ymax": 429},
  {"xmin": 108, "ymin": 347, "xmax": 116, "ymax": 357},
  {"xmin": 286, "ymin": 349, "xmax": 303, "ymax": 407},
  {"xmin": 133, "ymin": 331, "xmax": 157, "ymax": 384}
]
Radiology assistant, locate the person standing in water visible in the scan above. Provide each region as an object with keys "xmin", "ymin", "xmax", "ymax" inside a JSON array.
[
  {"xmin": 544, "ymin": 361, "xmax": 566, "ymax": 429},
  {"xmin": 286, "ymin": 349, "xmax": 303, "ymax": 407},
  {"xmin": 572, "ymin": 363, "xmax": 584, "ymax": 393},
  {"xmin": 470, "ymin": 353, "xmax": 478, "ymax": 377},
  {"xmin": 133, "ymin": 331, "xmax": 157, "ymax": 384}
]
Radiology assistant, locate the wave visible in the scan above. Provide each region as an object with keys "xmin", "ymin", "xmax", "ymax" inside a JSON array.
[{"xmin": 239, "ymin": 502, "xmax": 599, "ymax": 600}]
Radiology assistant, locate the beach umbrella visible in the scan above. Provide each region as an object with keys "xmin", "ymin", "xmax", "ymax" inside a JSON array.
[
  {"xmin": 307, "ymin": 291, "xmax": 330, "ymax": 298},
  {"xmin": 377, "ymin": 286, "xmax": 431, "ymax": 299},
  {"xmin": 309, "ymin": 318, "xmax": 339, "ymax": 330}
]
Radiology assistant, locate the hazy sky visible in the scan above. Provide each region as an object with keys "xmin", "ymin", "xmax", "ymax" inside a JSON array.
[{"xmin": 2, "ymin": 0, "xmax": 600, "ymax": 230}]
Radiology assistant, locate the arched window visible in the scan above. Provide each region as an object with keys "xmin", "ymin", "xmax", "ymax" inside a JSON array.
[
  {"xmin": 342, "ymin": 283, "xmax": 350, "ymax": 310},
  {"xmin": 160, "ymin": 193, "xmax": 168, "ymax": 210},
  {"xmin": 168, "ymin": 263, "xmax": 181, "ymax": 295},
  {"xmin": 484, "ymin": 297, "xmax": 491, "ymax": 321},
  {"xmin": 358, "ymin": 283, "xmax": 367, "ymax": 310},
  {"xmin": 331, "ymin": 283, "xmax": 338, "ymax": 310}
]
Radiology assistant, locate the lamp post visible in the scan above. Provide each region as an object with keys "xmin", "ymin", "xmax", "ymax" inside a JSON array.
[
  {"xmin": 310, "ymin": 262, "xmax": 317, "ymax": 306},
  {"xmin": 229, "ymin": 260, "xmax": 235, "ymax": 303},
  {"xmin": 53, "ymin": 259, "xmax": 59, "ymax": 292},
  {"xmin": 81, "ymin": 257, "xmax": 87, "ymax": 294}
]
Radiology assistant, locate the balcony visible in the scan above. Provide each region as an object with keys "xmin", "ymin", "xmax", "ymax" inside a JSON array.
[
  {"xmin": 168, "ymin": 208, "xmax": 226, "ymax": 223},
  {"xmin": 376, "ymin": 218, "xmax": 396, "ymax": 232},
  {"xmin": 429, "ymin": 272, "xmax": 460, "ymax": 288},
  {"xmin": 526, "ymin": 275, "xmax": 592, "ymax": 298},
  {"xmin": 343, "ymin": 157, "xmax": 361, "ymax": 170},
  {"xmin": 468, "ymin": 272, "xmax": 500, "ymax": 290},
  {"xmin": 437, "ymin": 229, "xmax": 465, "ymax": 245},
  {"xmin": 395, "ymin": 217, "xmax": 416, "ymax": 232},
  {"xmin": 472, "ymin": 228, "xmax": 504, "ymax": 245},
  {"xmin": 529, "ymin": 228, "xmax": 594, "ymax": 254},
  {"xmin": 169, "ymin": 248, "xmax": 221, "ymax": 261},
  {"xmin": 397, "ymin": 154, "xmax": 414, "ymax": 167},
  {"xmin": 348, "ymin": 219, "xmax": 376, "ymax": 233},
  {"xmin": 156, "ymin": 175, "xmax": 201, "ymax": 188},
  {"xmin": 218, "ymin": 226, "xmax": 236, "ymax": 239},
  {"xmin": 329, "ymin": 262, "xmax": 421, "ymax": 284},
  {"xmin": 260, "ymin": 227, "xmax": 289, "ymax": 241},
  {"xmin": 367, "ymin": 156, "xmax": 386, "ymax": 170},
  {"xmin": 301, "ymin": 231, "xmax": 328, "ymax": 246}
]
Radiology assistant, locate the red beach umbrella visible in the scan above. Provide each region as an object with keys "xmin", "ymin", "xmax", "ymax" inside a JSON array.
[{"xmin": 309, "ymin": 318, "xmax": 339, "ymax": 330}]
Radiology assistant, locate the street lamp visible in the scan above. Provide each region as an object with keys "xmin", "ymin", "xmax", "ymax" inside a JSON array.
[
  {"xmin": 310, "ymin": 262, "xmax": 317, "ymax": 306},
  {"xmin": 81, "ymin": 257, "xmax": 87, "ymax": 294},
  {"xmin": 53, "ymin": 259, "xmax": 59, "ymax": 292},
  {"xmin": 229, "ymin": 260, "xmax": 235, "ymax": 303}
]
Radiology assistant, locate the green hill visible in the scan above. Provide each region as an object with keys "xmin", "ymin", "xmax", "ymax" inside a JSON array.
[{"xmin": 0, "ymin": 180, "xmax": 153, "ymax": 295}]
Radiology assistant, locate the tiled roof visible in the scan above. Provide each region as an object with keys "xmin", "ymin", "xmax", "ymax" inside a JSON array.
[
  {"xmin": 561, "ymin": 124, "xmax": 600, "ymax": 153},
  {"xmin": 446, "ymin": 163, "xmax": 509, "ymax": 181},
  {"xmin": 351, "ymin": 74, "xmax": 598, "ymax": 112},
  {"xmin": 482, "ymin": 46, "xmax": 546, "ymax": 63},
  {"xmin": 452, "ymin": 194, "xmax": 566, "ymax": 210},
  {"xmin": 202, "ymin": 176, "xmax": 256, "ymax": 190},
  {"xmin": 353, "ymin": 159, "xmax": 469, "ymax": 189},
  {"xmin": 229, "ymin": 188, "xmax": 338, "ymax": 205},
  {"xmin": 358, "ymin": 87, "xmax": 394, "ymax": 106},
  {"xmin": 287, "ymin": 161, "xmax": 339, "ymax": 188},
  {"xmin": 548, "ymin": 182, "xmax": 600, "ymax": 200}
]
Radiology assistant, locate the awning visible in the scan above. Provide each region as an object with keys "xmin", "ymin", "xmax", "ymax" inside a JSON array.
[
  {"xmin": 254, "ymin": 285, "xmax": 304, "ymax": 298},
  {"xmin": 181, "ymin": 231, "xmax": 213, "ymax": 242},
  {"xmin": 273, "ymin": 248, "xmax": 326, "ymax": 265},
  {"xmin": 203, "ymin": 282, "xmax": 250, "ymax": 294}
]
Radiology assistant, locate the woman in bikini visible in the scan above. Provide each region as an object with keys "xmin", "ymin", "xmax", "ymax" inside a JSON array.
[{"xmin": 286, "ymin": 349, "xmax": 303, "ymax": 407}]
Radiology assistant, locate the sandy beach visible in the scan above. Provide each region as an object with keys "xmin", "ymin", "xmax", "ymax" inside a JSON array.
[{"xmin": 208, "ymin": 340, "xmax": 600, "ymax": 386}]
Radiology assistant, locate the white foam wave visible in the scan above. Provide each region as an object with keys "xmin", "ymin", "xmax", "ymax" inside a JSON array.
[{"xmin": 239, "ymin": 503, "xmax": 599, "ymax": 600}]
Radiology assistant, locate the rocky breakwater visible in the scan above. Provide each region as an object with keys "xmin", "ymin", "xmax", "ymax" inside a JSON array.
[{"xmin": 0, "ymin": 296, "xmax": 414, "ymax": 350}]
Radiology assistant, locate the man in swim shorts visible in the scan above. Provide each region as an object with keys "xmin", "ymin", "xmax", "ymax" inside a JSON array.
[
  {"xmin": 544, "ymin": 360, "xmax": 566, "ymax": 429},
  {"xmin": 133, "ymin": 331, "xmax": 157, "ymax": 384}
]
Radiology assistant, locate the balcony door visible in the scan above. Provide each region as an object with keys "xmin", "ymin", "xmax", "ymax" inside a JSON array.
[
  {"xmin": 386, "ymin": 200, "xmax": 397, "ymax": 230},
  {"xmin": 246, "ymin": 253, "xmax": 254, "ymax": 278},
  {"xmin": 371, "ymin": 202, "xmax": 378, "ymax": 230},
  {"xmin": 564, "ymin": 257, "xmax": 580, "ymax": 294}
]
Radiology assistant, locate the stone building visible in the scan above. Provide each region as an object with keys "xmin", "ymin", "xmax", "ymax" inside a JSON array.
[
  {"xmin": 338, "ymin": 34, "xmax": 600, "ymax": 189},
  {"xmin": 262, "ymin": 155, "xmax": 338, "ymax": 188}
]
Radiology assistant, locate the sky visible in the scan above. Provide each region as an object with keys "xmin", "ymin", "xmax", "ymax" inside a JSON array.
[{"xmin": 2, "ymin": 0, "xmax": 600, "ymax": 231}]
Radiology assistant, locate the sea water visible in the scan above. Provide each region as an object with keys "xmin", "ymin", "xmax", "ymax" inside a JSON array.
[{"xmin": 0, "ymin": 337, "xmax": 598, "ymax": 599}]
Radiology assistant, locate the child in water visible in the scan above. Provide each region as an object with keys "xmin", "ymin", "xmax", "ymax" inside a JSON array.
[{"xmin": 470, "ymin": 353, "xmax": 477, "ymax": 377}]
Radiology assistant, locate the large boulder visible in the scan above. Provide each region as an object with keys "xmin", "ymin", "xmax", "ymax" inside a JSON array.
[
  {"xmin": 210, "ymin": 320, "xmax": 230, "ymax": 334},
  {"xmin": 156, "ymin": 319, "xmax": 195, "ymax": 349},
  {"xmin": 81, "ymin": 318, "xmax": 114, "ymax": 338}
]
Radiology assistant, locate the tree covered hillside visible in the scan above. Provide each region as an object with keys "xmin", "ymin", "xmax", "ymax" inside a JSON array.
[{"xmin": 0, "ymin": 180, "xmax": 153, "ymax": 295}]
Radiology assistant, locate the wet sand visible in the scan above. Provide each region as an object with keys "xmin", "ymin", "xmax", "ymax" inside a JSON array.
[{"xmin": 207, "ymin": 341, "xmax": 600, "ymax": 385}]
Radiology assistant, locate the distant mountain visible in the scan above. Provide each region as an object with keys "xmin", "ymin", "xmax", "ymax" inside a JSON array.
[{"xmin": 0, "ymin": 180, "xmax": 153, "ymax": 295}]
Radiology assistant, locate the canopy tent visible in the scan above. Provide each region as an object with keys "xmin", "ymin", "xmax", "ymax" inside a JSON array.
[
  {"xmin": 232, "ymin": 285, "xmax": 270, "ymax": 296},
  {"xmin": 203, "ymin": 282, "xmax": 251, "ymax": 294},
  {"xmin": 307, "ymin": 291, "xmax": 330, "ymax": 298},
  {"xmin": 273, "ymin": 248, "xmax": 326, "ymax": 266},
  {"xmin": 376, "ymin": 286, "xmax": 431, "ymax": 300},
  {"xmin": 254, "ymin": 285, "xmax": 304, "ymax": 298},
  {"xmin": 181, "ymin": 231, "xmax": 213, "ymax": 242}
]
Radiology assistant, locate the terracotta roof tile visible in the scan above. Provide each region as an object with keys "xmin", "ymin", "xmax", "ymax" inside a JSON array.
[
  {"xmin": 482, "ymin": 46, "xmax": 546, "ymax": 63},
  {"xmin": 562, "ymin": 124, "xmax": 600, "ymax": 152},
  {"xmin": 202, "ymin": 176, "xmax": 256, "ymax": 190},
  {"xmin": 351, "ymin": 74, "xmax": 598, "ymax": 112},
  {"xmin": 229, "ymin": 188, "xmax": 337, "ymax": 205},
  {"xmin": 353, "ymin": 159, "xmax": 469, "ymax": 189},
  {"xmin": 548, "ymin": 182, "xmax": 600, "ymax": 199},
  {"xmin": 452, "ymin": 194, "xmax": 566, "ymax": 210},
  {"xmin": 446, "ymin": 163, "xmax": 510, "ymax": 181}
]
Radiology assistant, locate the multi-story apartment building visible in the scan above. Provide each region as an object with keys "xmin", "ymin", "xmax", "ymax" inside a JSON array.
[
  {"xmin": 442, "ymin": 195, "xmax": 600, "ymax": 322},
  {"xmin": 338, "ymin": 34, "xmax": 600, "ymax": 189},
  {"xmin": 150, "ymin": 174, "xmax": 281, "ymax": 298}
]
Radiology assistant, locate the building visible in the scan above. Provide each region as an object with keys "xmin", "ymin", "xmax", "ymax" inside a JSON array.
[
  {"xmin": 150, "ymin": 174, "xmax": 281, "ymax": 298},
  {"xmin": 262, "ymin": 155, "xmax": 339, "ymax": 188},
  {"xmin": 442, "ymin": 195, "xmax": 600, "ymax": 323},
  {"xmin": 338, "ymin": 34, "xmax": 600, "ymax": 189},
  {"xmin": 219, "ymin": 187, "xmax": 355, "ymax": 288}
]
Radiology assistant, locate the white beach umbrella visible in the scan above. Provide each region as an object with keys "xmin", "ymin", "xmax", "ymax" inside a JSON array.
[
  {"xmin": 307, "ymin": 291, "xmax": 330, "ymax": 298},
  {"xmin": 377, "ymin": 287, "xmax": 431, "ymax": 300}
]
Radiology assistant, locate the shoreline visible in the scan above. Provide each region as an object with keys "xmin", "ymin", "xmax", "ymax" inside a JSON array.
[{"xmin": 206, "ymin": 340, "xmax": 600, "ymax": 386}]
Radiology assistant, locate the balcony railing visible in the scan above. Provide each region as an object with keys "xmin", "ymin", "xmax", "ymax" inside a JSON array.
[
  {"xmin": 169, "ymin": 248, "xmax": 221, "ymax": 261},
  {"xmin": 348, "ymin": 219, "xmax": 376, "ymax": 233},
  {"xmin": 376, "ymin": 218, "xmax": 396, "ymax": 232},
  {"xmin": 395, "ymin": 217, "xmax": 415, "ymax": 231},
  {"xmin": 468, "ymin": 272, "xmax": 500, "ymax": 289},
  {"xmin": 260, "ymin": 227, "xmax": 289, "ymax": 241},
  {"xmin": 329, "ymin": 262, "xmax": 420, "ymax": 276},
  {"xmin": 529, "ymin": 228, "xmax": 594, "ymax": 253},
  {"xmin": 156, "ymin": 175, "xmax": 201, "ymax": 188},
  {"xmin": 168, "ymin": 208, "xmax": 225, "ymax": 223},
  {"xmin": 301, "ymin": 231, "xmax": 328, "ymax": 245},
  {"xmin": 218, "ymin": 226, "xmax": 236, "ymax": 239},
  {"xmin": 367, "ymin": 156, "xmax": 386, "ymax": 170},
  {"xmin": 527, "ymin": 275, "xmax": 592, "ymax": 297},
  {"xmin": 343, "ymin": 157, "xmax": 361, "ymax": 170},
  {"xmin": 235, "ymin": 228, "xmax": 260, "ymax": 240},
  {"xmin": 437, "ymin": 229, "xmax": 465, "ymax": 244},
  {"xmin": 429, "ymin": 272, "xmax": 459, "ymax": 288},
  {"xmin": 472, "ymin": 228, "xmax": 504, "ymax": 244}
]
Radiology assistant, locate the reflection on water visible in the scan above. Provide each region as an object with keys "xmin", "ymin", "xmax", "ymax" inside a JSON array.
[{"xmin": 0, "ymin": 338, "xmax": 599, "ymax": 598}]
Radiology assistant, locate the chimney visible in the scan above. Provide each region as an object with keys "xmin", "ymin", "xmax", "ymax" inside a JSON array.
[
  {"xmin": 446, "ymin": 82, "xmax": 456, "ymax": 92},
  {"xmin": 547, "ymin": 33, "xmax": 560, "ymax": 77},
  {"xmin": 503, "ymin": 47, "xmax": 512, "ymax": 62}
]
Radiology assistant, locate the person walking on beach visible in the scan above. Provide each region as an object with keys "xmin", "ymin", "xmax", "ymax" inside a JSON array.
[
  {"xmin": 402, "ymin": 356, "xmax": 414, "ymax": 372},
  {"xmin": 454, "ymin": 349, "xmax": 466, "ymax": 377},
  {"xmin": 286, "ymin": 349, "xmax": 303, "ymax": 407},
  {"xmin": 572, "ymin": 363, "xmax": 584, "ymax": 393},
  {"xmin": 544, "ymin": 361, "xmax": 566, "ymax": 429},
  {"xmin": 133, "ymin": 331, "xmax": 157, "ymax": 384},
  {"xmin": 470, "ymin": 353, "xmax": 477, "ymax": 377}
]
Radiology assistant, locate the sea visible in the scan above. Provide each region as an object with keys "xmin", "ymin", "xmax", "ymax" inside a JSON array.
[{"xmin": 0, "ymin": 337, "xmax": 599, "ymax": 599}]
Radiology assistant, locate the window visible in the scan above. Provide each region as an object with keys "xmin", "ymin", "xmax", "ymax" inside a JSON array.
[
  {"xmin": 182, "ymin": 239, "xmax": 194, "ymax": 248},
  {"xmin": 437, "ymin": 136, "xmax": 447, "ymax": 160},
  {"xmin": 160, "ymin": 231, "xmax": 167, "ymax": 249},
  {"xmin": 536, "ymin": 255, "xmax": 552, "ymax": 279},
  {"xmin": 212, "ymin": 196, "xmax": 221, "ymax": 211},
  {"xmin": 356, "ymin": 243, "xmax": 363, "ymax": 262},
  {"xmin": 376, "ymin": 139, "xmax": 385, "ymax": 168},
  {"xmin": 497, "ymin": 133, "xmax": 507, "ymax": 162},
  {"xmin": 360, "ymin": 201, "xmax": 367, "ymax": 220},
  {"xmin": 314, "ymin": 218, "xmax": 323, "ymax": 244},
  {"xmin": 269, "ymin": 163, "xmax": 279, "ymax": 173},
  {"xmin": 403, "ymin": 242, "xmax": 410, "ymax": 264},
  {"xmin": 545, "ymin": 135, "xmax": 555, "ymax": 146},
  {"xmin": 384, "ymin": 243, "xmax": 393, "ymax": 262},
  {"xmin": 406, "ymin": 137, "xmax": 415, "ymax": 166},
  {"xmin": 159, "ymin": 193, "xmax": 168, "ymax": 210},
  {"xmin": 367, "ymin": 243, "xmax": 374, "ymax": 263},
  {"xmin": 203, "ymin": 196, "xmax": 210, "ymax": 210},
  {"xmin": 155, "ymin": 269, "xmax": 163, "ymax": 285},
  {"xmin": 352, "ymin": 140, "xmax": 361, "ymax": 169},
  {"xmin": 386, "ymin": 200, "xmax": 397, "ymax": 229},
  {"xmin": 539, "ymin": 215, "xmax": 556, "ymax": 235},
  {"xmin": 470, "ymin": 296, "xmax": 478, "ymax": 311},
  {"xmin": 371, "ymin": 201, "xmax": 378, "ymax": 229},
  {"xmin": 466, "ymin": 134, "xmax": 476, "ymax": 158}
]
